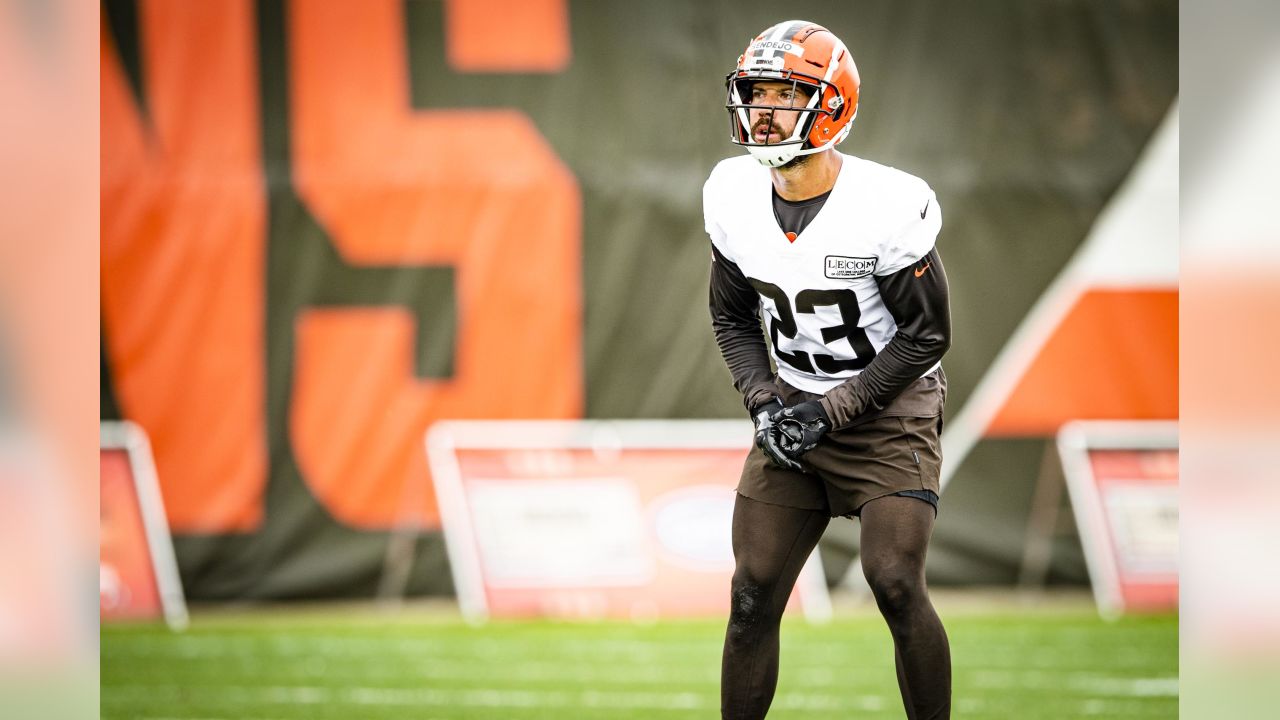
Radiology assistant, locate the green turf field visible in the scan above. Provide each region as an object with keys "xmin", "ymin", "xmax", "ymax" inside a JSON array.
[{"xmin": 101, "ymin": 601, "xmax": 1177, "ymax": 719}]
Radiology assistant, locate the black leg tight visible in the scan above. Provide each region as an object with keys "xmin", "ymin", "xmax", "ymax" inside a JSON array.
[
  {"xmin": 720, "ymin": 493, "xmax": 951, "ymax": 719},
  {"xmin": 721, "ymin": 494, "xmax": 829, "ymax": 720},
  {"xmin": 860, "ymin": 495, "xmax": 951, "ymax": 720}
]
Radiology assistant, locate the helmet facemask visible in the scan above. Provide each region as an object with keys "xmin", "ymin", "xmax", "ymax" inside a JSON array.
[{"xmin": 726, "ymin": 74, "xmax": 837, "ymax": 167}]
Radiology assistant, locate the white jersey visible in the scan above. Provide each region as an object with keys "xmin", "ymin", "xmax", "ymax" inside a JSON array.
[{"xmin": 703, "ymin": 152, "xmax": 942, "ymax": 394}]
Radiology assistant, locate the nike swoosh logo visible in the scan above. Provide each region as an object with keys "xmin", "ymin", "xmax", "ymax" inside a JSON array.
[
  {"xmin": 914, "ymin": 262, "xmax": 932, "ymax": 278},
  {"xmin": 920, "ymin": 200, "xmax": 929, "ymax": 219}
]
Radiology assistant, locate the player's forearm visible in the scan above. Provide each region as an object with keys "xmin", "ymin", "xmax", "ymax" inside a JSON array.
[
  {"xmin": 818, "ymin": 333, "xmax": 949, "ymax": 427},
  {"xmin": 709, "ymin": 246, "xmax": 777, "ymax": 412},
  {"xmin": 711, "ymin": 313, "xmax": 776, "ymax": 412}
]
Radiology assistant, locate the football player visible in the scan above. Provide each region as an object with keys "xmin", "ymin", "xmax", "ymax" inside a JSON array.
[{"xmin": 706, "ymin": 20, "xmax": 952, "ymax": 720}]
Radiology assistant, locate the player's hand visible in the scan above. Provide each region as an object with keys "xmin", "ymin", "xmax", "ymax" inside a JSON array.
[
  {"xmin": 752, "ymin": 398, "xmax": 802, "ymax": 470},
  {"xmin": 771, "ymin": 400, "xmax": 832, "ymax": 460}
]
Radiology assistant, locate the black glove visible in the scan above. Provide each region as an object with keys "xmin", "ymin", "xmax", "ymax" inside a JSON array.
[
  {"xmin": 751, "ymin": 397, "xmax": 802, "ymax": 470},
  {"xmin": 771, "ymin": 400, "xmax": 832, "ymax": 459}
]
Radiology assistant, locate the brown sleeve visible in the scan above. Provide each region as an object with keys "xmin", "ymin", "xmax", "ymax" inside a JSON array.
[
  {"xmin": 819, "ymin": 246, "xmax": 952, "ymax": 427},
  {"xmin": 709, "ymin": 244, "xmax": 777, "ymax": 414}
]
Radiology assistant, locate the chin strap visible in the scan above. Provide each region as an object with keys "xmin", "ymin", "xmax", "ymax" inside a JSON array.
[{"xmin": 750, "ymin": 140, "xmax": 836, "ymax": 167}]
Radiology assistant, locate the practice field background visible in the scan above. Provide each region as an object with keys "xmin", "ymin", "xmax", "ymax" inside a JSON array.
[
  {"xmin": 102, "ymin": 593, "xmax": 1177, "ymax": 719},
  {"xmin": 99, "ymin": 0, "xmax": 1178, "ymax": 600}
]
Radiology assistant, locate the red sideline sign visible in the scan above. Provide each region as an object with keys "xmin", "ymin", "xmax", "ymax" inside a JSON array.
[
  {"xmin": 101, "ymin": 421, "xmax": 188, "ymax": 629},
  {"xmin": 426, "ymin": 421, "xmax": 831, "ymax": 623},
  {"xmin": 1058, "ymin": 420, "xmax": 1177, "ymax": 619}
]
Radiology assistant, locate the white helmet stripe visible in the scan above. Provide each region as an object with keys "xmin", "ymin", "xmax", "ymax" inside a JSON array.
[
  {"xmin": 768, "ymin": 20, "xmax": 805, "ymax": 42},
  {"xmin": 823, "ymin": 39, "xmax": 846, "ymax": 84}
]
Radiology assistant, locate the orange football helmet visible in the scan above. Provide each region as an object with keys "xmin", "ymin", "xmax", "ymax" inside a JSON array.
[{"xmin": 725, "ymin": 20, "xmax": 861, "ymax": 167}]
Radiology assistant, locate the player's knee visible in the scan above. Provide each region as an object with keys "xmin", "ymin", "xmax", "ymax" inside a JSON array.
[
  {"xmin": 727, "ymin": 576, "xmax": 774, "ymax": 636},
  {"xmin": 865, "ymin": 564, "xmax": 924, "ymax": 619}
]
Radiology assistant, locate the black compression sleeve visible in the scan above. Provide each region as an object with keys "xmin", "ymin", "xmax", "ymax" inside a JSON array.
[
  {"xmin": 709, "ymin": 245, "xmax": 777, "ymax": 413},
  {"xmin": 819, "ymin": 247, "xmax": 952, "ymax": 427}
]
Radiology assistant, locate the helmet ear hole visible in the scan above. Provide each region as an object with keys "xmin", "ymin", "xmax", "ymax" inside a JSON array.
[{"xmin": 826, "ymin": 89, "xmax": 846, "ymax": 122}]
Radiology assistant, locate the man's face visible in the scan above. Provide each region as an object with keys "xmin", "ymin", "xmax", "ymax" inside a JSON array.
[{"xmin": 748, "ymin": 81, "xmax": 813, "ymax": 144}]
